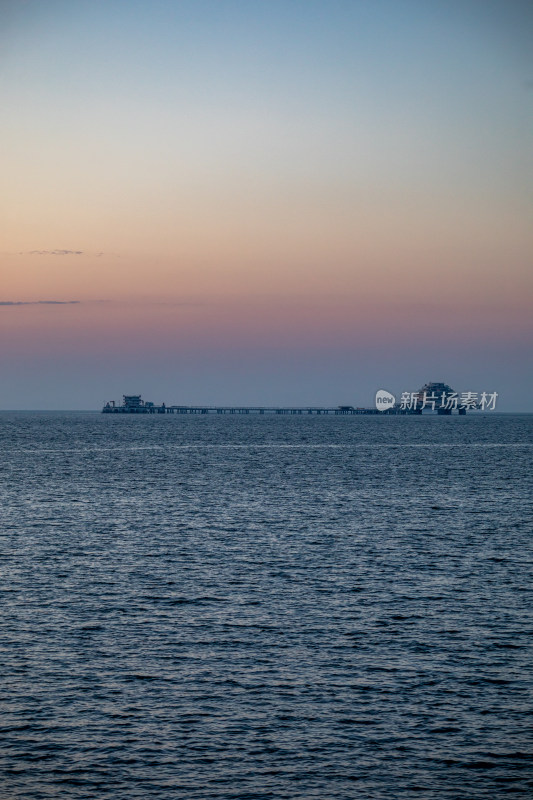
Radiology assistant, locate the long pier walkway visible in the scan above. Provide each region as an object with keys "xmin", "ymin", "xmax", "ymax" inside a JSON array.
[
  {"xmin": 103, "ymin": 404, "xmax": 385, "ymax": 415},
  {"xmin": 102, "ymin": 392, "xmax": 464, "ymax": 416}
]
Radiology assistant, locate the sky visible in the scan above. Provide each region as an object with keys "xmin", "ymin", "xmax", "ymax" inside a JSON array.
[{"xmin": 1, "ymin": 0, "xmax": 532, "ymax": 410}]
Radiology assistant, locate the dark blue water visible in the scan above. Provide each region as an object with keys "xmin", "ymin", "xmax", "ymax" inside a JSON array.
[{"xmin": 1, "ymin": 412, "xmax": 532, "ymax": 799}]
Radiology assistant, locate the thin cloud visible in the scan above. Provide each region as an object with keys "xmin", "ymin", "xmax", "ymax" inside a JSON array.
[
  {"xmin": 25, "ymin": 250, "xmax": 83, "ymax": 256},
  {"xmin": 7, "ymin": 250, "xmax": 115, "ymax": 258},
  {"xmin": 0, "ymin": 300, "xmax": 80, "ymax": 306}
]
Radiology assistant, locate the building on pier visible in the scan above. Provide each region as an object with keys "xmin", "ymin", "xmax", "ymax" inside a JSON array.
[
  {"xmin": 413, "ymin": 382, "xmax": 466, "ymax": 414},
  {"xmin": 103, "ymin": 395, "xmax": 166, "ymax": 413}
]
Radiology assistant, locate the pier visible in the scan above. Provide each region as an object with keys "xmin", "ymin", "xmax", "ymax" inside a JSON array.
[
  {"xmin": 103, "ymin": 387, "xmax": 470, "ymax": 416},
  {"xmin": 103, "ymin": 396, "xmax": 384, "ymax": 415},
  {"xmin": 103, "ymin": 395, "xmax": 411, "ymax": 415}
]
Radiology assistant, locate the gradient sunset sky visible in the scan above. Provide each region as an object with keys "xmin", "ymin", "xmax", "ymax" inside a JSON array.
[{"xmin": 1, "ymin": 0, "xmax": 532, "ymax": 409}]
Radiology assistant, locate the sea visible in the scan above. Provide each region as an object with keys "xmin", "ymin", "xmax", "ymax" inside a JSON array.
[{"xmin": 1, "ymin": 411, "xmax": 532, "ymax": 799}]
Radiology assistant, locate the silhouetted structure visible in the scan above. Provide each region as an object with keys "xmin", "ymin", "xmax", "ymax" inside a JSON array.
[
  {"xmin": 413, "ymin": 381, "xmax": 466, "ymax": 414},
  {"xmin": 102, "ymin": 387, "xmax": 471, "ymax": 416}
]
